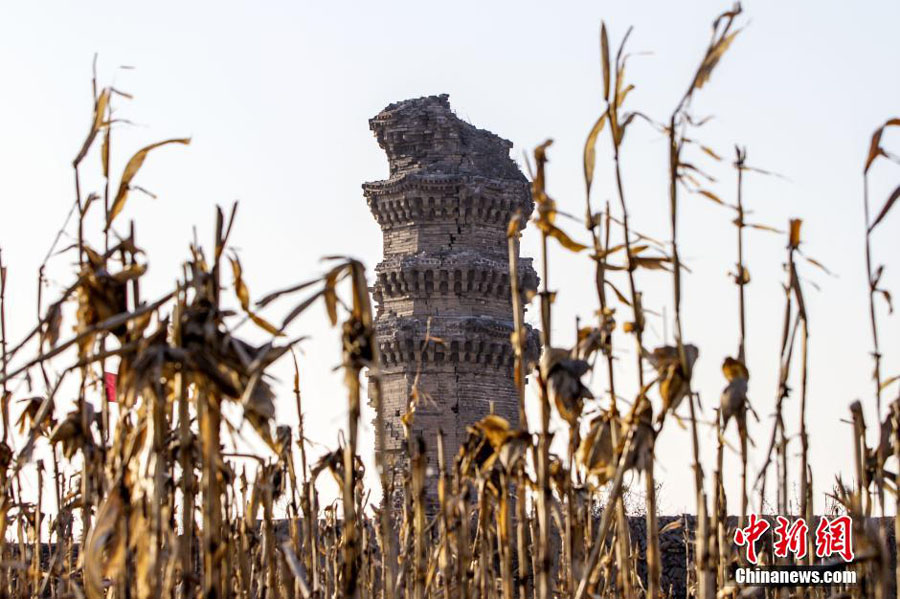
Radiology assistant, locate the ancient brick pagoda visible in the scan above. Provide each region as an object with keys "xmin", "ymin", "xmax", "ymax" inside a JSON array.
[{"xmin": 364, "ymin": 94, "xmax": 539, "ymax": 467}]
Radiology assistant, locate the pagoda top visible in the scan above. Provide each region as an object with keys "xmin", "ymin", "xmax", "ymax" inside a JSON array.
[{"xmin": 369, "ymin": 94, "xmax": 527, "ymax": 183}]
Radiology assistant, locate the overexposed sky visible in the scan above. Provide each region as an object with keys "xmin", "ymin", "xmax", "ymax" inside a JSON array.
[{"xmin": 1, "ymin": 1, "xmax": 899, "ymax": 515}]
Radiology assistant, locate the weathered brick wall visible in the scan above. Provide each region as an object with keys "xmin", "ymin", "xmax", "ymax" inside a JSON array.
[{"xmin": 364, "ymin": 94, "xmax": 538, "ymax": 474}]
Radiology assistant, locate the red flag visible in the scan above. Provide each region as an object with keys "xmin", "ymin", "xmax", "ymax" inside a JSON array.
[{"xmin": 104, "ymin": 372, "xmax": 117, "ymax": 403}]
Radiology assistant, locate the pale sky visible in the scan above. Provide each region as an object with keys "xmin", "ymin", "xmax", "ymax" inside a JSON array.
[{"xmin": 1, "ymin": 1, "xmax": 899, "ymax": 515}]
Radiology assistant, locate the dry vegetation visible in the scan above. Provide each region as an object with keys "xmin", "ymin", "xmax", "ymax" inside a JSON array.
[{"xmin": 0, "ymin": 4, "xmax": 899, "ymax": 599}]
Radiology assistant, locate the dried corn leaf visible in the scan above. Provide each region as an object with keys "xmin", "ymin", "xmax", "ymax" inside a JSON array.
[
  {"xmin": 583, "ymin": 113, "xmax": 608, "ymax": 198},
  {"xmin": 101, "ymin": 127, "xmax": 110, "ymax": 177},
  {"xmin": 696, "ymin": 189, "xmax": 728, "ymax": 207},
  {"xmin": 660, "ymin": 519, "xmax": 683, "ymax": 534},
  {"xmin": 700, "ymin": 145, "xmax": 722, "ymax": 161},
  {"xmin": 108, "ymin": 138, "xmax": 190, "ymax": 228},
  {"xmin": 800, "ymin": 253, "xmax": 833, "ymax": 276},
  {"xmin": 538, "ymin": 221, "xmax": 588, "ymax": 252},
  {"xmin": 348, "ymin": 259, "xmax": 372, "ymax": 324},
  {"xmin": 15, "ymin": 397, "xmax": 55, "ymax": 435},
  {"xmin": 542, "ymin": 348, "xmax": 593, "ymax": 426},
  {"xmin": 472, "ymin": 414, "xmax": 512, "ymax": 452},
  {"xmin": 679, "ymin": 162, "xmax": 717, "ymax": 183},
  {"xmin": 74, "ymin": 88, "xmax": 110, "ymax": 167},
  {"xmin": 604, "ymin": 279, "xmax": 631, "ymax": 306},
  {"xmin": 614, "ymin": 111, "xmax": 637, "ymax": 146},
  {"xmin": 647, "ymin": 344, "xmax": 699, "ymax": 422},
  {"xmin": 615, "ymin": 84, "xmax": 635, "ymax": 112},
  {"xmin": 84, "ymin": 487, "xmax": 126, "ymax": 599},
  {"xmin": 600, "ymin": 22, "xmax": 611, "ymax": 100},
  {"xmin": 880, "ymin": 375, "xmax": 900, "ymax": 391},
  {"xmin": 42, "ymin": 303, "xmax": 62, "ymax": 349},
  {"xmin": 593, "ymin": 242, "xmax": 627, "ymax": 261},
  {"xmin": 865, "ymin": 118, "xmax": 900, "ymax": 173},
  {"xmin": 577, "ymin": 412, "xmax": 620, "ymax": 484},
  {"xmin": 869, "ymin": 184, "xmax": 900, "ymax": 232},
  {"xmin": 281, "ymin": 290, "xmax": 325, "ymax": 329},
  {"xmin": 878, "ymin": 288, "xmax": 893, "ymax": 313},
  {"xmin": 507, "ymin": 210, "xmax": 523, "ymax": 238},
  {"xmin": 744, "ymin": 222, "xmax": 783, "ymax": 234},
  {"xmin": 693, "ymin": 29, "xmax": 742, "ymax": 92},
  {"xmin": 632, "ymin": 256, "xmax": 673, "ymax": 271}
]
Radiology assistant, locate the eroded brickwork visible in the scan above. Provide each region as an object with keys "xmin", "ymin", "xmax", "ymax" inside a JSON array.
[{"xmin": 364, "ymin": 94, "xmax": 538, "ymax": 470}]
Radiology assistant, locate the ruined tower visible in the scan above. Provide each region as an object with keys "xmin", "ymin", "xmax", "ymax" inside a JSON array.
[{"xmin": 364, "ymin": 94, "xmax": 538, "ymax": 469}]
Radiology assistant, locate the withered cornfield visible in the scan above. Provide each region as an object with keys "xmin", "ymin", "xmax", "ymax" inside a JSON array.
[{"xmin": 0, "ymin": 4, "xmax": 898, "ymax": 599}]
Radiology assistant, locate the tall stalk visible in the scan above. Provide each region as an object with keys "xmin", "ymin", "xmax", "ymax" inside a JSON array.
[
  {"xmin": 536, "ymin": 228, "xmax": 552, "ymax": 599},
  {"xmin": 755, "ymin": 236, "xmax": 798, "ymax": 517},
  {"xmin": 201, "ymin": 208, "xmax": 227, "ymax": 598},
  {"xmin": 600, "ymin": 207, "xmax": 636, "ymax": 599},
  {"xmin": 531, "ymin": 142, "xmax": 554, "ymax": 599},
  {"xmin": 734, "ymin": 147, "xmax": 750, "ymax": 527},
  {"xmin": 370, "ymin": 352, "xmax": 394, "ymax": 599},
  {"xmin": 436, "ymin": 431, "xmax": 453, "ymax": 599},
  {"xmin": 603, "ymin": 32, "xmax": 661, "ymax": 599},
  {"xmin": 0, "ymin": 249, "xmax": 7, "ymax": 445},
  {"xmin": 668, "ymin": 117, "xmax": 713, "ymax": 598},
  {"xmin": 341, "ymin": 359, "xmax": 362, "ymax": 599},
  {"xmin": 174, "ymin": 286, "xmax": 195, "ymax": 599},
  {"xmin": 863, "ymin": 174, "xmax": 883, "ymax": 431},
  {"xmin": 666, "ymin": 10, "xmax": 742, "ymax": 596},
  {"xmin": 584, "ymin": 24, "xmax": 647, "ymax": 598},
  {"xmin": 794, "ymin": 265, "xmax": 812, "ymax": 562},
  {"xmin": 893, "ymin": 402, "xmax": 900, "ymax": 596},
  {"xmin": 862, "ymin": 172, "xmax": 889, "ymax": 526},
  {"xmin": 861, "ymin": 116, "xmax": 900, "ymax": 596},
  {"xmin": 506, "ymin": 213, "xmax": 532, "ymax": 599}
]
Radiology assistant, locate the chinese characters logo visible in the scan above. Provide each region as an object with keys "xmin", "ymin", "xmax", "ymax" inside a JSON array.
[{"xmin": 733, "ymin": 515, "xmax": 853, "ymax": 564}]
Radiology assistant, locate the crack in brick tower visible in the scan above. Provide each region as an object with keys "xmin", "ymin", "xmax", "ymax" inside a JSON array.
[{"xmin": 364, "ymin": 94, "xmax": 540, "ymax": 481}]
